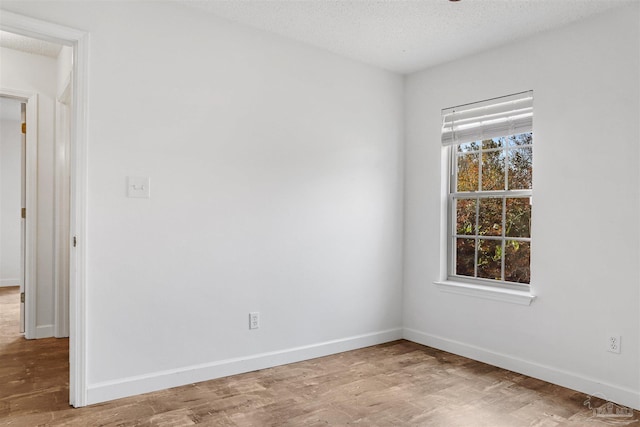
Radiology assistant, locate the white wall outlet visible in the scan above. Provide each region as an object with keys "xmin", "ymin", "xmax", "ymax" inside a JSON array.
[
  {"xmin": 607, "ymin": 335, "xmax": 621, "ymax": 353},
  {"xmin": 249, "ymin": 312, "xmax": 260, "ymax": 330}
]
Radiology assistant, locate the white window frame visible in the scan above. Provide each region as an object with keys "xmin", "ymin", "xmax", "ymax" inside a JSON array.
[
  {"xmin": 435, "ymin": 91, "xmax": 535, "ymax": 305},
  {"xmin": 447, "ymin": 140, "xmax": 532, "ymax": 292}
]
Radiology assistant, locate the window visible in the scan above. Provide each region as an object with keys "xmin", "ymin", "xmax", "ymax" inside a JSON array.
[{"xmin": 442, "ymin": 91, "xmax": 533, "ymax": 292}]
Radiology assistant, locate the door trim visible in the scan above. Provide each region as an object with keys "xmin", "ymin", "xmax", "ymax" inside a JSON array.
[
  {"xmin": 0, "ymin": 11, "xmax": 89, "ymax": 408},
  {"xmin": 0, "ymin": 90, "xmax": 37, "ymax": 340}
]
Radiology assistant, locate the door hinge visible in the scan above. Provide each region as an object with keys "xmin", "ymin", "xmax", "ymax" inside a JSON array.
[
  {"xmin": 20, "ymin": 292, "xmax": 25, "ymax": 303},
  {"xmin": 21, "ymin": 122, "xmax": 26, "ymax": 134},
  {"xmin": 21, "ymin": 208, "xmax": 26, "ymax": 219},
  {"xmin": 73, "ymin": 236, "xmax": 77, "ymax": 247}
]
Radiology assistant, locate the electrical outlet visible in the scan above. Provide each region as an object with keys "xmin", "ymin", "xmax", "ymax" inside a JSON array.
[
  {"xmin": 607, "ymin": 335, "xmax": 621, "ymax": 353},
  {"xmin": 249, "ymin": 312, "xmax": 260, "ymax": 330}
]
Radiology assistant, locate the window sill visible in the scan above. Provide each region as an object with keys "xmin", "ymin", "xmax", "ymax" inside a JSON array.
[{"xmin": 434, "ymin": 280, "xmax": 536, "ymax": 306}]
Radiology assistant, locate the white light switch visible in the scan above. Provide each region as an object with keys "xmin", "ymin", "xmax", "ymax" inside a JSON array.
[{"xmin": 127, "ymin": 176, "xmax": 150, "ymax": 198}]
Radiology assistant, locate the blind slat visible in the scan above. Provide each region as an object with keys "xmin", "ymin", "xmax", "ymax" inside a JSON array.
[{"xmin": 442, "ymin": 91, "xmax": 533, "ymax": 146}]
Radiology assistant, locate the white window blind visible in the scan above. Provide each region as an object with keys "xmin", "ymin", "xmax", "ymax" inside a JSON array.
[{"xmin": 441, "ymin": 91, "xmax": 533, "ymax": 146}]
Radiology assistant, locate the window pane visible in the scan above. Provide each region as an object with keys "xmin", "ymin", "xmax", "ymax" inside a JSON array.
[
  {"xmin": 457, "ymin": 153, "xmax": 479, "ymax": 192},
  {"xmin": 508, "ymin": 146, "xmax": 532, "ymax": 190},
  {"xmin": 505, "ymin": 241, "xmax": 530, "ymax": 284},
  {"xmin": 477, "ymin": 239, "xmax": 502, "ymax": 280},
  {"xmin": 482, "ymin": 137, "xmax": 505, "ymax": 149},
  {"xmin": 478, "ymin": 198, "xmax": 502, "ymax": 236},
  {"xmin": 507, "ymin": 132, "xmax": 533, "ymax": 146},
  {"xmin": 458, "ymin": 141, "xmax": 480, "ymax": 153},
  {"xmin": 456, "ymin": 238, "xmax": 475, "ymax": 277},
  {"xmin": 506, "ymin": 198, "xmax": 531, "ymax": 238},
  {"xmin": 481, "ymin": 149, "xmax": 505, "ymax": 190},
  {"xmin": 456, "ymin": 199, "xmax": 476, "ymax": 235}
]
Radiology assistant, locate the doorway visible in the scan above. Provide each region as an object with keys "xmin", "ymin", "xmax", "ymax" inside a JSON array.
[
  {"xmin": 0, "ymin": 28, "xmax": 69, "ymax": 339},
  {"xmin": 0, "ymin": 12, "xmax": 89, "ymax": 407},
  {"xmin": 0, "ymin": 97, "xmax": 26, "ymax": 331},
  {"xmin": 0, "ymin": 92, "xmax": 36, "ymax": 338}
]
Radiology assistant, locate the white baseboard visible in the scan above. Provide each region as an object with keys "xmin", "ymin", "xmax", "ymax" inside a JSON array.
[
  {"xmin": 0, "ymin": 279, "xmax": 20, "ymax": 287},
  {"xmin": 35, "ymin": 324, "xmax": 54, "ymax": 339},
  {"xmin": 87, "ymin": 328, "xmax": 403, "ymax": 405},
  {"xmin": 403, "ymin": 328, "xmax": 640, "ymax": 411}
]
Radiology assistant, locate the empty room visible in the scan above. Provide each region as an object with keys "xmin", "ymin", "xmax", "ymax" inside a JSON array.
[{"xmin": 0, "ymin": 0, "xmax": 638, "ymax": 425}]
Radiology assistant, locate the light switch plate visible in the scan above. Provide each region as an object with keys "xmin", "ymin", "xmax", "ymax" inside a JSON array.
[{"xmin": 127, "ymin": 176, "xmax": 150, "ymax": 198}]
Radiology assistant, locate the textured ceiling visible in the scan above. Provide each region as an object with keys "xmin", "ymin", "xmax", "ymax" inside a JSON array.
[
  {"xmin": 0, "ymin": 30, "xmax": 62, "ymax": 58},
  {"xmin": 179, "ymin": 0, "xmax": 635, "ymax": 74}
]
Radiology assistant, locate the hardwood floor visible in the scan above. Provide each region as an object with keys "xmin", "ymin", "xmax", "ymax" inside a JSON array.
[{"xmin": 1, "ymin": 286, "xmax": 636, "ymax": 426}]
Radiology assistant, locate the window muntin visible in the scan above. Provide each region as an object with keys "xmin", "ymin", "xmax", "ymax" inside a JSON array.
[{"xmin": 449, "ymin": 133, "xmax": 532, "ymax": 289}]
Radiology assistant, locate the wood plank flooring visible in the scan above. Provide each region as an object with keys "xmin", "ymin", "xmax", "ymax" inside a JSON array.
[{"xmin": 1, "ymin": 286, "xmax": 636, "ymax": 426}]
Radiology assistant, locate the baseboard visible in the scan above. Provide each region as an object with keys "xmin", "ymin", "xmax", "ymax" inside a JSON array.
[
  {"xmin": 0, "ymin": 279, "xmax": 19, "ymax": 287},
  {"xmin": 87, "ymin": 328, "xmax": 403, "ymax": 405},
  {"xmin": 35, "ymin": 324, "xmax": 54, "ymax": 339},
  {"xmin": 403, "ymin": 328, "xmax": 640, "ymax": 411}
]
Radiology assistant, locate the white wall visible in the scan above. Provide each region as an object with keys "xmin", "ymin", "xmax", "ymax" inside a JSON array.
[
  {"xmin": 0, "ymin": 98, "xmax": 22, "ymax": 287},
  {"xmin": 0, "ymin": 1, "xmax": 405, "ymax": 403},
  {"xmin": 404, "ymin": 5, "xmax": 640, "ymax": 409},
  {"xmin": 0, "ymin": 47, "xmax": 58, "ymax": 337},
  {"xmin": 54, "ymin": 44, "xmax": 73, "ymax": 338},
  {"xmin": 56, "ymin": 45, "xmax": 72, "ymax": 92}
]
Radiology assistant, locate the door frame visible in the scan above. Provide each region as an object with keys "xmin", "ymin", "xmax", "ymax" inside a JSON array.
[
  {"xmin": 0, "ymin": 90, "xmax": 37, "ymax": 340},
  {"xmin": 0, "ymin": 11, "xmax": 89, "ymax": 408}
]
